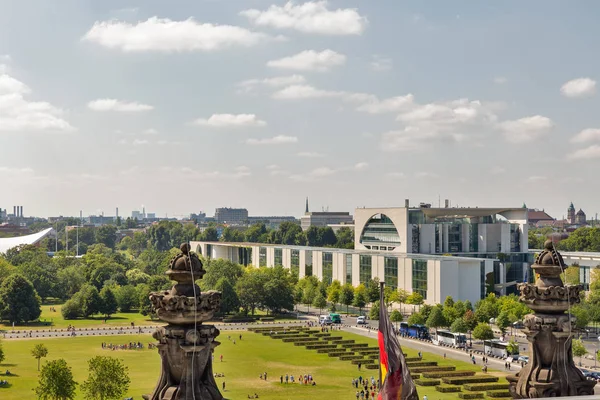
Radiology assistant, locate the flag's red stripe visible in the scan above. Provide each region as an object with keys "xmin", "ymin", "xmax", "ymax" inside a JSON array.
[{"xmin": 378, "ymin": 330, "xmax": 389, "ymax": 370}]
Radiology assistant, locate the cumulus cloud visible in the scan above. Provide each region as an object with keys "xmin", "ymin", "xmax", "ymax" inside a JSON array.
[
  {"xmin": 237, "ymin": 75, "xmax": 306, "ymax": 94},
  {"xmin": 192, "ymin": 113, "xmax": 266, "ymax": 128},
  {"xmin": 567, "ymin": 145, "xmax": 600, "ymax": 160},
  {"xmin": 560, "ymin": 78, "xmax": 596, "ymax": 98},
  {"xmin": 245, "ymin": 135, "xmax": 298, "ymax": 145},
  {"xmin": 267, "ymin": 49, "xmax": 346, "ymax": 72},
  {"xmin": 354, "ymin": 162, "xmax": 369, "ymax": 170},
  {"xmin": 240, "ymin": 1, "xmax": 367, "ymax": 35},
  {"xmin": 0, "ymin": 73, "xmax": 73, "ymax": 132},
  {"xmin": 272, "ymin": 84, "xmax": 373, "ymax": 103},
  {"xmin": 88, "ymin": 99, "xmax": 153, "ymax": 112},
  {"xmin": 356, "ymin": 94, "xmax": 414, "ymax": 114},
  {"xmin": 82, "ymin": 17, "xmax": 280, "ymax": 53},
  {"xmin": 499, "ymin": 115, "xmax": 553, "ymax": 143},
  {"xmin": 143, "ymin": 128, "xmax": 159, "ymax": 135},
  {"xmin": 370, "ymin": 55, "xmax": 392, "ymax": 71},
  {"xmin": 571, "ymin": 128, "xmax": 600, "ymax": 143}
]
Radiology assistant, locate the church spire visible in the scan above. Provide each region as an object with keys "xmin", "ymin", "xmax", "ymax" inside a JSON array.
[{"xmin": 305, "ymin": 197, "xmax": 309, "ymax": 214}]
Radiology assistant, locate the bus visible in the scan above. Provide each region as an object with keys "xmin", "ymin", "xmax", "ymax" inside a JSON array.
[
  {"xmin": 484, "ymin": 339, "xmax": 519, "ymax": 359},
  {"xmin": 329, "ymin": 313, "xmax": 342, "ymax": 324},
  {"xmin": 434, "ymin": 330, "xmax": 467, "ymax": 348},
  {"xmin": 399, "ymin": 323, "xmax": 430, "ymax": 340}
]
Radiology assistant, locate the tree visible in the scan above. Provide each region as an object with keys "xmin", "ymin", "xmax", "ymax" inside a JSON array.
[
  {"xmin": 313, "ymin": 293, "xmax": 327, "ymax": 315},
  {"xmin": 62, "ymin": 296, "xmax": 83, "ymax": 320},
  {"xmin": 426, "ymin": 306, "xmax": 446, "ymax": 332},
  {"xmin": 81, "ymin": 356, "xmax": 130, "ymax": 400},
  {"xmin": 506, "ymin": 340, "xmax": 519, "ymax": 357},
  {"xmin": 215, "ymin": 277, "xmax": 240, "ymax": 315},
  {"xmin": 319, "ymin": 227, "xmax": 337, "ymax": 247},
  {"xmin": 115, "ymin": 285, "xmax": 138, "ymax": 312},
  {"xmin": 0, "ymin": 273, "xmax": 41, "ymax": 323},
  {"xmin": 572, "ymin": 338, "xmax": 588, "ymax": 364},
  {"xmin": 563, "ymin": 266, "xmax": 580, "ymax": 285},
  {"xmin": 475, "ymin": 293, "xmax": 499, "ymax": 323},
  {"xmin": 262, "ymin": 266, "xmax": 294, "ymax": 313},
  {"xmin": 57, "ymin": 266, "xmax": 86, "ymax": 300},
  {"xmin": 369, "ymin": 300, "xmax": 380, "ymax": 320},
  {"xmin": 95, "ymin": 225, "xmax": 118, "ymax": 249},
  {"xmin": 335, "ymin": 227, "xmax": 354, "ymax": 249},
  {"xmin": 125, "ymin": 269, "xmax": 150, "ymax": 286},
  {"xmin": 305, "ymin": 226, "xmax": 320, "ymax": 246},
  {"xmin": 406, "ymin": 292, "xmax": 424, "ymax": 311},
  {"xmin": 472, "ymin": 322, "xmax": 495, "ymax": 341},
  {"xmin": 16, "ymin": 261, "xmax": 59, "ymax": 302},
  {"xmin": 366, "ymin": 278, "xmax": 380, "ymax": 304},
  {"xmin": 463, "ymin": 309, "xmax": 478, "ymax": 331},
  {"xmin": 198, "ymin": 227, "xmax": 218, "ymax": 242},
  {"xmin": 450, "ymin": 318, "xmax": 469, "ymax": 334},
  {"xmin": 327, "ymin": 280, "xmax": 342, "ymax": 307},
  {"xmin": 31, "ymin": 343, "xmax": 49, "ymax": 371},
  {"xmin": 0, "ymin": 340, "xmax": 5, "ymax": 364},
  {"xmin": 99, "ymin": 287, "xmax": 118, "ymax": 318},
  {"xmin": 200, "ymin": 259, "xmax": 244, "ymax": 291},
  {"xmin": 35, "ymin": 359, "xmax": 77, "ymax": 400},
  {"xmin": 407, "ymin": 313, "xmax": 425, "ymax": 325},
  {"xmin": 340, "ymin": 283, "xmax": 354, "ymax": 313},
  {"xmin": 390, "ymin": 310, "xmax": 403, "ymax": 330},
  {"xmin": 79, "ymin": 285, "xmax": 102, "ymax": 317},
  {"xmin": 570, "ymin": 304, "xmax": 591, "ymax": 330},
  {"xmin": 444, "ymin": 296, "xmax": 455, "ymax": 309},
  {"xmin": 301, "ymin": 284, "xmax": 317, "ymax": 313},
  {"xmin": 352, "ymin": 284, "xmax": 367, "ymax": 314},
  {"xmin": 236, "ymin": 268, "xmax": 265, "ymax": 315},
  {"xmin": 496, "ymin": 311, "xmax": 511, "ymax": 334}
]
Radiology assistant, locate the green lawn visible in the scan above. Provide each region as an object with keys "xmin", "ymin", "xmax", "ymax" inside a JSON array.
[
  {"xmin": 0, "ymin": 330, "xmax": 508, "ymax": 399},
  {"xmin": 0, "ymin": 304, "xmax": 161, "ymax": 331}
]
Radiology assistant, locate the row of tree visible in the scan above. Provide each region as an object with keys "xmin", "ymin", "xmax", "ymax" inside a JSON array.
[{"xmin": 529, "ymin": 226, "xmax": 600, "ymax": 252}]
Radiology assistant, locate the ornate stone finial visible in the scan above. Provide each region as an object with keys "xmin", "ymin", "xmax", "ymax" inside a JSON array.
[{"xmin": 508, "ymin": 241, "xmax": 595, "ymax": 398}]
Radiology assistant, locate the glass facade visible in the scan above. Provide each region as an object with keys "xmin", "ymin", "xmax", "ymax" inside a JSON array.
[
  {"xmin": 323, "ymin": 252, "xmax": 333, "ymax": 284},
  {"xmin": 448, "ymin": 224, "xmax": 462, "ymax": 252},
  {"xmin": 291, "ymin": 249, "xmax": 300, "ymax": 277},
  {"xmin": 345, "ymin": 254, "xmax": 353, "ymax": 284},
  {"xmin": 359, "ymin": 214, "xmax": 401, "ymax": 249},
  {"xmin": 384, "ymin": 257, "xmax": 398, "ymax": 290},
  {"xmin": 206, "ymin": 244, "xmax": 212, "ymax": 259},
  {"xmin": 412, "ymin": 259, "xmax": 428, "ymax": 299},
  {"xmin": 510, "ymin": 224, "xmax": 521, "ymax": 252},
  {"xmin": 237, "ymin": 247, "xmax": 251, "ymax": 266},
  {"xmin": 470, "ymin": 224, "xmax": 479, "ymax": 252},
  {"xmin": 259, "ymin": 247, "xmax": 267, "ymax": 267},
  {"xmin": 411, "ymin": 225, "xmax": 420, "ymax": 253},
  {"xmin": 274, "ymin": 248, "xmax": 283, "ymax": 266},
  {"xmin": 581, "ymin": 266, "xmax": 591, "ymax": 291},
  {"xmin": 480, "ymin": 261, "xmax": 486, "ymax": 299},
  {"xmin": 305, "ymin": 251, "xmax": 313, "ymax": 276},
  {"xmin": 359, "ymin": 255, "xmax": 372, "ymax": 285}
]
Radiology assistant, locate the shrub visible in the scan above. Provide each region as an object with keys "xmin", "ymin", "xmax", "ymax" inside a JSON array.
[
  {"xmin": 486, "ymin": 390, "xmax": 512, "ymax": 398},
  {"xmin": 414, "ymin": 378, "xmax": 441, "ymax": 386},
  {"xmin": 458, "ymin": 393, "xmax": 485, "ymax": 399},
  {"xmin": 61, "ymin": 298, "xmax": 83, "ymax": 320},
  {"xmin": 436, "ymin": 385, "xmax": 462, "ymax": 393},
  {"xmin": 410, "ymin": 366, "xmax": 456, "ymax": 373},
  {"xmin": 423, "ymin": 371, "xmax": 475, "ymax": 379},
  {"xmin": 443, "ymin": 376, "xmax": 498, "ymax": 385},
  {"xmin": 463, "ymin": 383, "xmax": 509, "ymax": 391}
]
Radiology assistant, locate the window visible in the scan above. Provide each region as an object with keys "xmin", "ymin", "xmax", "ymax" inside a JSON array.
[
  {"xmin": 412, "ymin": 259, "xmax": 427, "ymax": 299},
  {"xmin": 359, "ymin": 255, "xmax": 372, "ymax": 285},
  {"xmin": 291, "ymin": 249, "xmax": 300, "ymax": 277},
  {"xmin": 323, "ymin": 252, "xmax": 333, "ymax": 284},
  {"xmin": 359, "ymin": 214, "xmax": 401, "ymax": 247},
  {"xmin": 345, "ymin": 254, "xmax": 353, "ymax": 284},
  {"xmin": 259, "ymin": 247, "xmax": 267, "ymax": 267},
  {"xmin": 274, "ymin": 248, "xmax": 283, "ymax": 266},
  {"xmin": 305, "ymin": 251, "xmax": 313, "ymax": 277},
  {"xmin": 206, "ymin": 244, "xmax": 212, "ymax": 259},
  {"xmin": 384, "ymin": 257, "xmax": 398, "ymax": 290},
  {"xmin": 480, "ymin": 261, "xmax": 486, "ymax": 299},
  {"xmin": 470, "ymin": 224, "xmax": 479, "ymax": 252},
  {"xmin": 448, "ymin": 224, "xmax": 462, "ymax": 252},
  {"xmin": 510, "ymin": 224, "xmax": 521, "ymax": 252}
]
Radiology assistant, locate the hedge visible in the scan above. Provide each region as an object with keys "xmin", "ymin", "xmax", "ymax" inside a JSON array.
[
  {"xmin": 486, "ymin": 390, "xmax": 512, "ymax": 398},
  {"xmin": 365, "ymin": 364, "xmax": 379, "ymax": 370},
  {"xmin": 422, "ymin": 371, "xmax": 476, "ymax": 379},
  {"xmin": 458, "ymin": 393, "xmax": 485, "ymax": 399},
  {"xmin": 342, "ymin": 343, "xmax": 369, "ymax": 348},
  {"xmin": 463, "ymin": 383, "xmax": 509, "ymax": 392},
  {"xmin": 223, "ymin": 317, "xmax": 256, "ymax": 323},
  {"xmin": 351, "ymin": 359, "xmax": 375, "ymax": 365},
  {"xmin": 313, "ymin": 333, "xmax": 331, "ymax": 337},
  {"xmin": 410, "ymin": 366, "xmax": 456, "ymax": 373},
  {"xmin": 443, "ymin": 376, "xmax": 499, "ymax": 385},
  {"xmin": 339, "ymin": 355, "xmax": 364, "ymax": 361},
  {"xmin": 406, "ymin": 361, "xmax": 438, "ymax": 367},
  {"xmin": 414, "ymin": 379, "xmax": 441, "ymax": 387},
  {"xmin": 305, "ymin": 344, "xmax": 338, "ymax": 350},
  {"xmin": 294, "ymin": 341, "xmax": 320, "ymax": 347},
  {"xmin": 435, "ymin": 385, "xmax": 462, "ymax": 393}
]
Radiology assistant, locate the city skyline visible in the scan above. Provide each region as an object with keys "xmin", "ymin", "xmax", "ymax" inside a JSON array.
[{"xmin": 2, "ymin": 1, "xmax": 600, "ymax": 219}]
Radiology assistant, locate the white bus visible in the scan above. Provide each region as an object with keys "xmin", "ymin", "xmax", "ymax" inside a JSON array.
[
  {"xmin": 434, "ymin": 330, "xmax": 467, "ymax": 348},
  {"xmin": 484, "ymin": 339, "xmax": 519, "ymax": 359}
]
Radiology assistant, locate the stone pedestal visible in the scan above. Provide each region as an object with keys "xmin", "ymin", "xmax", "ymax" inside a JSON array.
[
  {"xmin": 508, "ymin": 241, "xmax": 596, "ymax": 398},
  {"xmin": 144, "ymin": 244, "xmax": 223, "ymax": 400}
]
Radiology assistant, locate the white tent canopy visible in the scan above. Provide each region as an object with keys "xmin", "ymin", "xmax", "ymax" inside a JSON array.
[{"xmin": 0, "ymin": 228, "xmax": 55, "ymax": 254}]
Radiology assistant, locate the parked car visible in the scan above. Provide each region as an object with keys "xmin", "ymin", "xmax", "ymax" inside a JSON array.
[
  {"xmin": 518, "ymin": 355, "xmax": 529, "ymax": 364},
  {"xmin": 319, "ymin": 315, "xmax": 332, "ymax": 325},
  {"xmin": 356, "ymin": 316, "xmax": 367, "ymax": 325}
]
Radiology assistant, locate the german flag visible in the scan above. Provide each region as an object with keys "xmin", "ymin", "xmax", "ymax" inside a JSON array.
[{"xmin": 378, "ymin": 283, "xmax": 419, "ymax": 400}]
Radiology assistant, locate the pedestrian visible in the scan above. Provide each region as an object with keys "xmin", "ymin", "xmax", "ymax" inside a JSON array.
[
  {"xmin": 356, "ymin": 390, "xmax": 359, "ymax": 400},
  {"xmin": 222, "ymin": 381, "xmax": 225, "ymax": 391},
  {"xmin": 233, "ymin": 340, "xmax": 236, "ymax": 344},
  {"xmin": 358, "ymin": 362, "xmax": 361, "ymax": 371},
  {"xmin": 220, "ymin": 354, "xmax": 223, "ymax": 362},
  {"xmin": 280, "ymin": 375, "xmax": 283, "ymax": 384},
  {"xmin": 239, "ymin": 334, "xmax": 242, "ymax": 340},
  {"xmin": 423, "ymin": 395, "xmax": 428, "ymax": 400},
  {"xmin": 264, "ymin": 372, "xmax": 267, "ymax": 380},
  {"xmin": 444, "ymin": 353, "xmax": 446, "ymax": 359},
  {"xmin": 285, "ymin": 374, "xmax": 289, "ymax": 383}
]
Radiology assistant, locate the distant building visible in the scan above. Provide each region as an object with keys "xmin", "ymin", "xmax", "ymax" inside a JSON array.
[
  {"xmin": 190, "ymin": 212, "xmax": 207, "ymax": 223},
  {"xmin": 132, "ymin": 210, "xmax": 143, "ymax": 220},
  {"xmin": 566, "ymin": 202, "xmax": 587, "ymax": 227},
  {"xmin": 87, "ymin": 215, "xmax": 116, "ymax": 226},
  {"xmin": 214, "ymin": 208, "xmax": 248, "ymax": 225},
  {"xmin": 247, "ymin": 216, "xmax": 298, "ymax": 229},
  {"xmin": 299, "ymin": 197, "xmax": 353, "ymax": 230},
  {"xmin": 527, "ymin": 208, "xmax": 555, "ymax": 227},
  {"xmin": 146, "ymin": 213, "xmax": 156, "ymax": 220}
]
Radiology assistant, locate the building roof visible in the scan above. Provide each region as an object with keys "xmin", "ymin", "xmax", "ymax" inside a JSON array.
[
  {"xmin": 417, "ymin": 207, "xmax": 526, "ymax": 218},
  {"xmin": 576, "ymin": 209, "xmax": 586, "ymax": 216},
  {"xmin": 0, "ymin": 228, "xmax": 55, "ymax": 254},
  {"xmin": 527, "ymin": 209, "xmax": 554, "ymax": 222}
]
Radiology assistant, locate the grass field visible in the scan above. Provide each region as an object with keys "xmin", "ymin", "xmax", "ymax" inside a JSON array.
[
  {"xmin": 0, "ymin": 304, "xmax": 160, "ymax": 331},
  {"xmin": 0, "ymin": 330, "xmax": 508, "ymax": 399}
]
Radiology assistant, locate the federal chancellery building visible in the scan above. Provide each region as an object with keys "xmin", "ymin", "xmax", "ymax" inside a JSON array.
[{"xmin": 191, "ymin": 206, "xmax": 532, "ymax": 305}]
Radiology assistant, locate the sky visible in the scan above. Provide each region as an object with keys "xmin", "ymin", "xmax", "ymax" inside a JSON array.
[{"xmin": 1, "ymin": 0, "xmax": 600, "ymax": 220}]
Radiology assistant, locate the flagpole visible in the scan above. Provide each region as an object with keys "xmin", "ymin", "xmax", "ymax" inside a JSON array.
[{"xmin": 379, "ymin": 280, "xmax": 385, "ymax": 391}]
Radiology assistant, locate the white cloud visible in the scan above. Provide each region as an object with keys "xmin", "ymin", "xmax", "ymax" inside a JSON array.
[
  {"xmin": 143, "ymin": 128, "xmax": 159, "ymax": 135},
  {"xmin": 491, "ymin": 166, "xmax": 506, "ymax": 174},
  {"xmin": 354, "ymin": 162, "xmax": 369, "ymax": 170},
  {"xmin": 560, "ymin": 78, "xmax": 596, "ymax": 98},
  {"xmin": 499, "ymin": 115, "xmax": 553, "ymax": 143},
  {"xmin": 272, "ymin": 84, "xmax": 341, "ymax": 99},
  {"xmin": 370, "ymin": 55, "xmax": 392, "ymax": 72},
  {"xmin": 356, "ymin": 94, "xmax": 414, "ymax": 114},
  {"xmin": 82, "ymin": 17, "xmax": 280, "ymax": 53},
  {"xmin": 310, "ymin": 167, "xmax": 336, "ymax": 177},
  {"xmin": 0, "ymin": 73, "xmax": 73, "ymax": 132},
  {"xmin": 240, "ymin": 1, "xmax": 367, "ymax": 35},
  {"xmin": 245, "ymin": 135, "xmax": 298, "ymax": 145},
  {"xmin": 237, "ymin": 75, "xmax": 306, "ymax": 93},
  {"xmin": 571, "ymin": 128, "xmax": 600, "ymax": 143},
  {"xmin": 192, "ymin": 113, "xmax": 266, "ymax": 128},
  {"xmin": 88, "ymin": 99, "xmax": 153, "ymax": 112},
  {"xmin": 267, "ymin": 49, "xmax": 346, "ymax": 72},
  {"xmin": 567, "ymin": 145, "xmax": 600, "ymax": 160},
  {"xmin": 0, "ymin": 166, "xmax": 34, "ymax": 174},
  {"xmin": 493, "ymin": 76, "xmax": 508, "ymax": 84},
  {"xmin": 266, "ymin": 164, "xmax": 280, "ymax": 170},
  {"xmin": 297, "ymin": 151, "xmax": 325, "ymax": 158}
]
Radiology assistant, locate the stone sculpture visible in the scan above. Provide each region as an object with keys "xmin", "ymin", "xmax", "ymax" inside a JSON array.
[
  {"xmin": 145, "ymin": 243, "xmax": 223, "ymax": 400},
  {"xmin": 508, "ymin": 240, "xmax": 596, "ymax": 398}
]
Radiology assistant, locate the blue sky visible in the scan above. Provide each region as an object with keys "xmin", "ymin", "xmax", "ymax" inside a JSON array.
[{"xmin": 1, "ymin": 1, "xmax": 599, "ymax": 220}]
